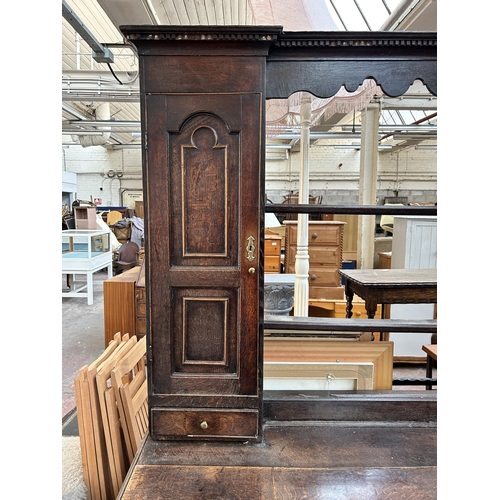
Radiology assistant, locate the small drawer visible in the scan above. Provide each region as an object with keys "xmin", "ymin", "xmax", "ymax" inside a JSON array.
[
  {"xmin": 264, "ymin": 239, "xmax": 281, "ymax": 256},
  {"xmin": 286, "ymin": 224, "xmax": 343, "ymax": 245},
  {"xmin": 286, "ymin": 246, "xmax": 341, "ymax": 268},
  {"xmin": 151, "ymin": 408, "xmax": 259, "ymax": 440},
  {"xmin": 264, "ymin": 256, "xmax": 281, "ymax": 272},
  {"xmin": 308, "ymin": 268, "xmax": 341, "ymax": 287}
]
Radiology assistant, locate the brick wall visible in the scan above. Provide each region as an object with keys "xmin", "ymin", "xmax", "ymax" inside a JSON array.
[{"xmin": 63, "ymin": 141, "xmax": 437, "ymax": 207}]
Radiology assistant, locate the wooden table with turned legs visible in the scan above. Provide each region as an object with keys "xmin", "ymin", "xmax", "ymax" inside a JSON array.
[{"xmin": 337, "ymin": 268, "xmax": 437, "ymax": 341}]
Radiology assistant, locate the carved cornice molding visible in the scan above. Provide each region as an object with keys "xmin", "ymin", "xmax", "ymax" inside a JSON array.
[
  {"xmin": 121, "ymin": 25, "xmax": 282, "ymax": 42},
  {"xmin": 273, "ymin": 31, "xmax": 436, "ymax": 49},
  {"xmin": 121, "ymin": 26, "xmax": 437, "ymax": 98},
  {"xmin": 122, "ymin": 27, "xmax": 436, "ymax": 49}
]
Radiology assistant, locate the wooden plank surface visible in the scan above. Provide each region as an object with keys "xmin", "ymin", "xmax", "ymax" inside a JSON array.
[
  {"xmin": 118, "ymin": 419, "xmax": 436, "ymax": 499},
  {"xmin": 121, "ymin": 465, "xmax": 436, "ymax": 499}
]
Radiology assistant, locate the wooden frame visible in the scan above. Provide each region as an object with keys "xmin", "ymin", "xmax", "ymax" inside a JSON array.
[
  {"xmin": 264, "ymin": 338, "xmax": 393, "ymax": 390},
  {"xmin": 264, "ymin": 362, "xmax": 374, "ymax": 391}
]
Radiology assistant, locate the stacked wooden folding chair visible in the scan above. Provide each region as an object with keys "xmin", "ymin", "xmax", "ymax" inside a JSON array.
[
  {"xmin": 110, "ymin": 336, "xmax": 148, "ymax": 465},
  {"xmin": 74, "ymin": 332, "xmax": 124, "ymax": 500},
  {"xmin": 74, "ymin": 332, "xmax": 147, "ymax": 499}
]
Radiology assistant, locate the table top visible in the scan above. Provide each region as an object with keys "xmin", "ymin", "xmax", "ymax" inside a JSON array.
[
  {"xmin": 422, "ymin": 344, "xmax": 437, "ymax": 359},
  {"xmin": 338, "ymin": 268, "xmax": 436, "ymax": 287}
]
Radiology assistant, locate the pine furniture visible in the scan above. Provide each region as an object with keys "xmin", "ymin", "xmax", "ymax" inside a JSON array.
[{"xmin": 284, "ymin": 220, "xmax": 345, "ymax": 300}]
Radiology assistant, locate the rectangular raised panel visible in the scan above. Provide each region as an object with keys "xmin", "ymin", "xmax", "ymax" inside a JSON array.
[
  {"xmin": 151, "ymin": 408, "xmax": 259, "ymax": 440},
  {"xmin": 172, "ymin": 289, "xmax": 238, "ymax": 377},
  {"xmin": 182, "ymin": 298, "xmax": 228, "ymax": 365}
]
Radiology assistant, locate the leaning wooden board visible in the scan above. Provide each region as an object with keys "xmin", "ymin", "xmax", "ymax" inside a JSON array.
[{"xmin": 264, "ymin": 338, "xmax": 394, "ymax": 390}]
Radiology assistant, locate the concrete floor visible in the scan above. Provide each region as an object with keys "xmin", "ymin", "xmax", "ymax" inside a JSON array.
[
  {"xmin": 62, "ymin": 270, "xmax": 109, "ymax": 420},
  {"xmin": 62, "ymin": 270, "xmax": 433, "ymax": 420}
]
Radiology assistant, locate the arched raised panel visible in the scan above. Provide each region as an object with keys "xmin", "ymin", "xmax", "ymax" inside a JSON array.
[{"xmin": 169, "ymin": 113, "xmax": 240, "ymax": 267}]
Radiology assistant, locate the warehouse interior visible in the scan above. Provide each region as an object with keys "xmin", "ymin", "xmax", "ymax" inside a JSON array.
[{"xmin": 5, "ymin": 1, "xmax": 496, "ymax": 498}]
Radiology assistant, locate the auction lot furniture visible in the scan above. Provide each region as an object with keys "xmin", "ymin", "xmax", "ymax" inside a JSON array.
[
  {"xmin": 284, "ymin": 220, "xmax": 345, "ymax": 300},
  {"xmin": 338, "ymin": 268, "xmax": 437, "ymax": 341},
  {"xmin": 62, "ymin": 229, "xmax": 112, "ymax": 305},
  {"xmin": 103, "ymin": 262, "xmax": 146, "ymax": 347},
  {"xmin": 117, "ymin": 25, "xmax": 437, "ymax": 498}
]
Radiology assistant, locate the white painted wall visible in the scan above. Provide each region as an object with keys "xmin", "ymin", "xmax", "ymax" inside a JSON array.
[
  {"xmin": 265, "ymin": 141, "xmax": 437, "ymax": 205},
  {"xmin": 62, "ymin": 145, "xmax": 143, "ymax": 206},
  {"xmin": 62, "ymin": 139, "xmax": 437, "ymax": 207}
]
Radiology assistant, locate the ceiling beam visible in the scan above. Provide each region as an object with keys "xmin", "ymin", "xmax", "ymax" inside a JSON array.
[{"xmin": 62, "ymin": 0, "xmax": 115, "ymax": 63}]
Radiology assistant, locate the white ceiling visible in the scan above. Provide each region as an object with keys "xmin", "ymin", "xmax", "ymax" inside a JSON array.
[{"xmin": 62, "ymin": 0, "xmax": 437, "ymax": 151}]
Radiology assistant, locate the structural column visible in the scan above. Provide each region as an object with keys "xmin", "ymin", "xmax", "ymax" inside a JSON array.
[
  {"xmin": 294, "ymin": 93, "xmax": 311, "ymax": 316},
  {"xmin": 357, "ymin": 103, "xmax": 380, "ymax": 269}
]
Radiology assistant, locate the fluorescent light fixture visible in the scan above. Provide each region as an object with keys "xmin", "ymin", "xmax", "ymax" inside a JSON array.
[
  {"xmin": 63, "ymin": 130, "xmax": 104, "ymax": 135},
  {"xmin": 393, "ymin": 134, "xmax": 437, "ymax": 141},
  {"xmin": 266, "ymin": 144, "xmax": 292, "ymax": 149},
  {"xmin": 415, "ymin": 145, "xmax": 437, "ymax": 150},
  {"xmin": 334, "ymin": 145, "xmax": 392, "ymax": 150}
]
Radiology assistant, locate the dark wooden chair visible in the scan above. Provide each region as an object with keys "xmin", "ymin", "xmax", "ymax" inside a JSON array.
[{"xmin": 113, "ymin": 241, "xmax": 140, "ymax": 275}]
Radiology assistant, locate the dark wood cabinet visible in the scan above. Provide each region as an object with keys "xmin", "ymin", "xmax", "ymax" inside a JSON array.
[
  {"xmin": 125, "ymin": 27, "xmax": 281, "ymax": 442},
  {"xmin": 121, "ymin": 25, "xmax": 437, "ymax": 450}
]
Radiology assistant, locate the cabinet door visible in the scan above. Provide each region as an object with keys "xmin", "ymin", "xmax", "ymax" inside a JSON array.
[{"xmin": 145, "ymin": 93, "xmax": 262, "ymax": 440}]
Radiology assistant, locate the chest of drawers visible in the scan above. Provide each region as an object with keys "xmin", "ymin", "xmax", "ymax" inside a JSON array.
[
  {"xmin": 284, "ymin": 221, "xmax": 345, "ymax": 300},
  {"xmin": 264, "ymin": 231, "xmax": 282, "ymax": 273}
]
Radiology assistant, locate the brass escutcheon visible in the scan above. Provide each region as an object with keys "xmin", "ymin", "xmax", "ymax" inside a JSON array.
[{"xmin": 246, "ymin": 235, "xmax": 256, "ymax": 262}]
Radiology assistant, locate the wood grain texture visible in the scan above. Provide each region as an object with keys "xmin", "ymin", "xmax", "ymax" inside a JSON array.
[
  {"xmin": 118, "ymin": 418, "xmax": 437, "ymax": 499},
  {"xmin": 264, "ymin": 338, "xmax": 393, "ymax": 390},
  {"xmin": 120, "ymin": 465, "xmax": 436, "ymax": 500},
  {"xmin": 103, "ymin": 267, "xmax": 140, "ymax": 346}
]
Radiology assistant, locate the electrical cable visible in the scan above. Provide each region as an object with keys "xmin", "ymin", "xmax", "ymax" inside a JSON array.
[{"xmin": 107, "ymin": 63, "xmax": 124, "ymax": 85}]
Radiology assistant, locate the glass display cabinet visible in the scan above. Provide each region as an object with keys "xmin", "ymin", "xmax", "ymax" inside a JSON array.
[{"xmin": 62, "ymin": 229, "xmax": 113, "ymax": 304}]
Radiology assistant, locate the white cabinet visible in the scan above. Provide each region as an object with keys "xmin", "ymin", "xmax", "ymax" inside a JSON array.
[
  {"xmin": 391, "ymin": 216, "xmax": 437, "ymax": 269},
  {"xmin": 390, "ymin": 216, "xmax": 437, "ymax": 360},
  {"xmin": 62, "ymin": 229, "xmax": 113, "ymax": 305}
]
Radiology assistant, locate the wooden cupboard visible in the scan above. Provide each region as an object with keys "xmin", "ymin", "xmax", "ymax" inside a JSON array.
[
  {"xmin": 284, "ymin": 221, "xmax": 345, "ymax": 301},
  {"xmin": 390, "ymin": 216, "xmax": 437, "ymax": 361},
  {"xmin": 264, "ymin": 230, "xmax": 282, "ymax": 273},
  {"xmin": 74, "ymin": 206, "xmax": 97, "ymax": 230},
  {"xmin": 103, "ymin": 266, "xmax": 144, "ymax": 346},
  {"xmin": 122, "ymin": 26, "xmax": 281, "ymax": 442},
  {"xmin": 119, "ymin": 25, "xmax": 437, "ymax": 456}
]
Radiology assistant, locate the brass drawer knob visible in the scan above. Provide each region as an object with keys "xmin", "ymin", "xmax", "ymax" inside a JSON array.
[
  {"xmin": 248, "ymin": 267, "xmax": 255, "ymax": 274},
  {"xmin": 311, "ymin": 274, "xmax": 317, "ymax": 280},
  {"xmin": 200, "ymin": 421, "xmax": 208, "ymax": 430},
  {"xmin": 312, "ymin": 232, "xmax": 318, "ymax": 238}
]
